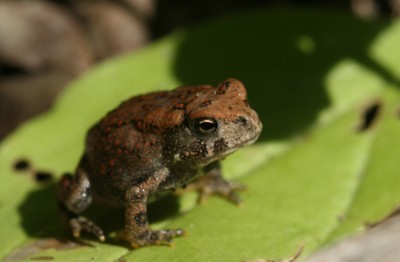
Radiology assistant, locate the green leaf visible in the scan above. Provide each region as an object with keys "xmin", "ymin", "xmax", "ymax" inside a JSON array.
[{"xmin": 1, "ymin": 9, "xmax": 400, "ymax": 261}]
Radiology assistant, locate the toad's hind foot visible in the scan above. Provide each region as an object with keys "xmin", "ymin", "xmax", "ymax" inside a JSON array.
[
  {"xmin": 69, "ymin": 216, "xmax": 105, "ymax": 242},
  {"xmin": 117, "ymin": 229, "xmax": 185, "ymax": 248}
]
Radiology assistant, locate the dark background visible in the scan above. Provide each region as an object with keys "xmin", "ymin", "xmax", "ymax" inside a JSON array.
[{"xmin": 0, "ymin": 0, "xmax": 397, "ymax": 140}]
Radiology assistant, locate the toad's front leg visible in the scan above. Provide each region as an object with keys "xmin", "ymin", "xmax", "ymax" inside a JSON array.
[
  {"xmin": 185, "ymin": 161, "xmax": 246, "ymax": 205},
  {"xmin": 117, "ymin": 169, "xmax": 185, "ymax": 248}
]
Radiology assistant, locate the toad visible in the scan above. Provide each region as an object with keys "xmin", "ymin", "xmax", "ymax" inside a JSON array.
[{"xmin": 58, "ymin": 79, "xmax": 262, "ymax": 248}]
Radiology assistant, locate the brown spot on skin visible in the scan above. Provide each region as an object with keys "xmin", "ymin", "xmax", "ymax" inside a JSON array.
[
  {"xmin": 149, "ymin": 124, "xmax": 162, "ymax": 134},
  {"xmin": 189, "ymin": 152, "xmax": 197, "ymax": 156},
  {"xmin": 134, "ymin": 211, "xmax": 147, "ymax": 226},
  {"xmin": 150, "ymin": 232, "xmax": 158, "ymax": 241},
  {"xmin": 173, "ymin": 103, "xmax": 185, "ymax": 110},
  {"xmin": 180, "ymin": 140, "xmax": 208, "ymax": 160},
  {"xmin": 100, "ymin": 164, "xmax": 107, "ymax": 175},
  {"xmin": 103, "ymin": 126, "xmax": 112, "ymax": 134},
  {"xmin": 109, "ymin": 159, "xmax": 117, "ymax": 166},
  {"xmin": 142, "ymin": 104, "xmax": 152, "ymax": 111},
  {"xmin": 136, "ymin": 97, "xmax": 145, "ymax": 102},
  {"xmin": 217, "ymin": 86, "xmax": 226, "ymax": 94},
  {"xmin": 199, "ymin": 100, "xmax": 212, "ymax": 108},
  {"xmin": 183, "ymin": 97, "xmax": 197, "ymax": 108},
  {"xmin": 155, "ymin": 93, "xmax": 168, "ymax": 99},
  {"xmin": 171, "ymin": 93, "xmax": 183, "ymax": 99},
  {"xmin": 213, "ymin": 138, "xmax": 228, "ymax": 153},
  {"xmin": 216, "ymin": 80, "xmax": 231, "ymax": 95},
  {"xmin": 134, "ymin": 119, "xmax": 146, "ymax": 132}
]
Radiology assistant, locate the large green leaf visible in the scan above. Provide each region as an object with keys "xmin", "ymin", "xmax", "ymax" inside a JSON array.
[{"xmin": 1, "ymin": 10, "xmax": 400, "ymax": 261}]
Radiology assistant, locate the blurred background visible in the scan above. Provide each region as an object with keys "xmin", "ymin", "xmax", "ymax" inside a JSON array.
[{"xmin": 0, "ymin": 0, "xmax": 399, "ymax": 140}]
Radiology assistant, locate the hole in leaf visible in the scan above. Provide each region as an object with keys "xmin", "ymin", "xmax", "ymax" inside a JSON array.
[
  {"xmin": 34, "ymin": 171, "xmax": 54, "ymax": 184},
  {"xmin": 14, "ymin": 159, "xmax": 31, "ymax": 171},
  {"xmin": 357, "ymin": 101, "xmax": 381, "ymax": 132},
  {"xmin": 13, "ymin": 158, "xmax": 54, "ymax": 184}
]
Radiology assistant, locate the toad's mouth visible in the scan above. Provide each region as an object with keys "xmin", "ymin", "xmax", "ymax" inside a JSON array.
[{"xmin": 221, "ymin": 131, "xmax": 261, "ymax": 155}]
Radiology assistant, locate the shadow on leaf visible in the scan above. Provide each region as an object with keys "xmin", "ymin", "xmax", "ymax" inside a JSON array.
[
  {"xmin": 18, "ymin": 182, "xmax": 181, "ymax": 245},
  {"xmin": 172, "ymin": 10, "xmax": 397, "ymax": 141}
]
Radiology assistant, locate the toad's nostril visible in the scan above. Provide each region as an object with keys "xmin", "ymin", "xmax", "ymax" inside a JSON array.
[{"xmin": 235, "ymin": 116, "xmax": 248, "ymax": 126}]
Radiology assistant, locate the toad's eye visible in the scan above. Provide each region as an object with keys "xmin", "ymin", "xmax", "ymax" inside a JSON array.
[{"xmin": 192, "ymin": 118, "xmax": 219, "ymax": 136}]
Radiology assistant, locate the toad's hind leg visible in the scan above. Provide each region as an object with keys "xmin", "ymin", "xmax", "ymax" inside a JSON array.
[{"xmin": 58, "ymin": 168, "xmax": 105, "ymax": 241}]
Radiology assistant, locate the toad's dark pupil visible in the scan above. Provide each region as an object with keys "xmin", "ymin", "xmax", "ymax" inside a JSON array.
[{"xmin": 194, "ymin": 119, "xmax": 218, "ymax": 135}]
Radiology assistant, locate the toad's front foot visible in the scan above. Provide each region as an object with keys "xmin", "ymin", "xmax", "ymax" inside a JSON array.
[
  {"xmin": 117, "ymin": 229, "xmax": 185, "ymax": 248},
  {"xmin": 184, "ymin": 176, "xmax": 246, "ymax": 205},
  {"xmin": 69, "ymin": 216, "xmax": 105, "ymax": 242}
]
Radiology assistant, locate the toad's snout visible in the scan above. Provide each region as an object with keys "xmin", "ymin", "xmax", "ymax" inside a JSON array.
[{"xmin": 235, "ymin": 112, "xmax": 262, "ymax": 145}]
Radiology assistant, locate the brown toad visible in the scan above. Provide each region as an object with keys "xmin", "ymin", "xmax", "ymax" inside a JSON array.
[{"xmin": 58, "ymin": 78, "xmax": 262, "ymax": 248}]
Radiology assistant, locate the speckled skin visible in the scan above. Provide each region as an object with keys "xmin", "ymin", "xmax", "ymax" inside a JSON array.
[{"xmin": 58, "ymin": 79, "xmax": 262, "ymax": 248}]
